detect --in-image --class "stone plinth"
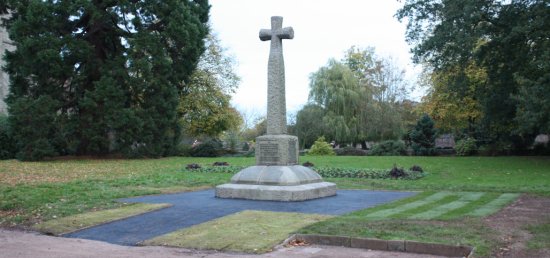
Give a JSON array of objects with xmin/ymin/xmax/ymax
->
[
  {"xmin": 215, "ymin": 182, "xmax": 336, "ymax": 202},
  {"xmin": 230, "ymin": 165, "xmax": 322, "ymax": 186},
  {"xmin": 256, "ymin": 135, "xmax": 298, "ymax": 166},
  {"xmin": 215, "ymin": 165, "xmax": 336, "ymax": 201}
]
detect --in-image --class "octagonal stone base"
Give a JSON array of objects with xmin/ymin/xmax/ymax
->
[
  {"xmin": 215, "ymin": 165, "xmax": 337, "ymax": 201},
  {"xmin": 215, "ymin": 182, "xmax": 336, "ymax": 201}
]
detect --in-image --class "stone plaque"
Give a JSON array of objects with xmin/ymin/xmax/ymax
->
[{"xmin": 259, "ymin": 142, "xmax": 279, "ymax": 164}]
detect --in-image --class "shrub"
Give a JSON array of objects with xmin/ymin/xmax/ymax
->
[
  {"xmin": 478, "ymin": 142, "xmax": 511, "ymax": 156},
  {"xmin": 455, "ymin": 137, "xmax": 477, "ymax": 156},
  {"xmin": 213, "ymin": 161, "xmax": 229, "ymax": 166},
  {"xmin": 302, "ymin": 161, "xmax": 315, "ymax": 167},
  {"xmin": 175, "ymin": 143, "xmax": 193, "ymax": 156},
  {"xmin": 185, "ymin": 163, "xmax": 201, "ymax": 170},
  {"xmin": 410, "ymin": 114, "xmax": 437, "ymax": 156},
  {"xmin": 334, "ymin": 146, "xmax": 367, "ymax": 156},
  {"xmin": 308, "ymin": 136, "xmax": 335, "ymax": 156},
  {"xmin": 0, "ymin": 115, "xmax": 16, "ymax": 160},
  {"xmin": 532, "ymin": 143, "xmax": 550, "ymax": 155},
  {"xmin": 389, "ymin": 165, "xmax": 406, "ymax": 179},
  {"xmin": 244, "ymin": 149, "xmax": 255, "ymax": 157},
  {"xmin": 190, "ymin": 139, "xmax": 223, "ymax": 157},
  {"xmin": 242, "ymin": 142, "xmax": 250, "ymax": 151},
  {"xmin": 370, "ymin": 140, "xmax": 407, "ymax": 156},
  {"xmin": 409, "ymin": 165, "xmax": 423, "ymax": 172}
]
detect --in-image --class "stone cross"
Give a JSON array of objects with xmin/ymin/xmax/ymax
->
[{"xmin": 259, "ymin": 16, "xmax": 294, "ymax": 135}]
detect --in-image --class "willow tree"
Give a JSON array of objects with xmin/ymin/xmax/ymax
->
[
  {"xmin": 308, "ymin": 59, "xmax": 361, "ymax": 144},
  {"xmin": 2, "ymin": 0, "xmax": 210, "ymax": 160}
]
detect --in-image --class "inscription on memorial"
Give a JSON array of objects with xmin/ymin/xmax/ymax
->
[
  {"xmin": 288, "ymin": 139, "xmax": 297, "ymax": 164},
  {"xmin": 259, "ymin": 143, "xmax": 279, "ymax": 164}
]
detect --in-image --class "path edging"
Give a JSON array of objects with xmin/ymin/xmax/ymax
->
[{"xmin": 284, "ymin": 234, "xmax": 474, "ymax": 257}]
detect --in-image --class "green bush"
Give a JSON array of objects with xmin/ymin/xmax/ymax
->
[
  {"xmin": 308, "ymin": 136, "xmax": 335, "ymax": 156},
  {"xmin": 303, "ymin": 161, "xmax": 315, "ymax": 167},
  {"xmin": 455, "ymin": 137, "xmax": 477, "ymax": 156},
  {"xmin": 242, "ymin": 142, "xmax": 250, "ymax": 151},
  {"xmin": 532, "ymin": 143, "xmax": 550, "ymax": 155},
  {"xmin": 370, "ymin": 140, "xmax": 407, "ymax": 156},
  {"xmin": 409, "ymin": 165, "xmax": 424, "ymax": 172},
  {"xmin": 478, "ymin": 142, "xmax": 511, "ymax": 156},
  {"xmin": 186, "ymin": 163, "xmax": 201, "ymax": 169},
  {"xmin": 175, "ymin": 143, "xmax": 193, "ymax": 156},
  {"xmin": 0, "ymin": 115, "xmax": 16, "ymax": 159},
  {"xmin": 389, "ymin": 165, "xmax": 406, "ymax": 178},
  {"xmin": 334, "ymin": 146, "xmax": 367, "ymax": 156},
  {"xmin": 190, "ymin": 139, "xmax": 223, "ymax": 157}
]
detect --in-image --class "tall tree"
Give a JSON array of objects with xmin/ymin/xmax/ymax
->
[
  {"xmin": 179, "ymin": 33, "xmax": 241, "ymax": 138},
  {"xmin": 308, "ymin": 59, "xmax": 361, "ymax": 143},
  {"xmin": 304, "ymin": 47, "xmax": 413, "ymax": 146},
  {"xmin": 343, "ymin": 46, "xmax": 409, "ymax": 141},
  {"xmin": 397, "ymin": 0, "xmax": 550, "ymax": 150},
  {"xmin": 420, "ymin": 62, "xmax": 485, "ymax": 134},
  {"xmin": 2, "ymin": 0, "xmax": 210, "ymax": 160}
]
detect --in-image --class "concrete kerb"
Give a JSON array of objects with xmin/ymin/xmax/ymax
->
[{"xmin": 287, "ymin": 234, "xmax": 474, "ymax": 257}]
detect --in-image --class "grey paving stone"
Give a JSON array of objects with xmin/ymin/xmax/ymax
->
[{"xmin": 64, "ymin": 189, "xmax": 415, "ymax": 246}]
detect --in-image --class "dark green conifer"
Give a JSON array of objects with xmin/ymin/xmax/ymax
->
[
  {"xmin": 1, "ymin": 0, "xmax": 210, "ymax": 160},
  {"xmin": 410, "ymin": 114, "xmax": 437, "ymax": 156}
]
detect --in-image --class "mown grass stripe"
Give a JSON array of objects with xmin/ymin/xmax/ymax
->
[
  {"xmin": 365, "ymin": 192, "xmax": 455, "ymax": 219},
  {"xmin": 345, "ymin": 191, "xmax": 435, "ymax": 219},
  {"xmin": 467, "ymin": 193, "xmax": 520, "ymax": 217},
  {"xmin": 389, "ymin": 194, "xmax": 461, "ymax": 219},
  {"xmin": 437, "ymin": 192, "xmax": 501, "ymax": 220},
  {"xmin": 409, "ymin": 192, "xmax": 485, "ymax": 220}
]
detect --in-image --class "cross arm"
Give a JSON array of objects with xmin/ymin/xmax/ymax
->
[
  {"xmin": 278, "ymin": 27, "xmax": 294, "ymax": 39},
  {"xmin": 259, "ymin": 27, "xmax": 294, "ymax": 41},
  {"xmin": 259, "ymin": 29, "xmax": 272, "ymax": 41}
]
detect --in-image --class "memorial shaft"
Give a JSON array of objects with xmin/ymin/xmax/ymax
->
[{"xmin": 259, "ymin": 16, "xmax": 294, "ymax": 135}]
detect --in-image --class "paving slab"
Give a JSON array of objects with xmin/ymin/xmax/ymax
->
[
  {"xmin": 1, "ymin": 229, "xmax": 447, "ymax": 258},
  {"xmin": 64, "ymin": 189, "xmax": 415, "ymax": 246}
]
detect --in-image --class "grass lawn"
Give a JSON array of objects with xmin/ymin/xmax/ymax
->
[
  {"xmin": 526, "ymin": 222, "xmax": 550, "ymax": 250},
  {"xmin": 1, "ymin": 156, "xmax": 549, "ymax": 226},
  {"xmin": 143, "ymin": 210, "xmax": 331, "ymax": 253},
  {"xmin": 299, "ymin": 191, "xmax": 520, "ymax": 256},
  {"xmin": 307, "ymin": 156, "xmax": 550, "ymax": 194},
  {"xmin": 0, "ymin": 156, "xmax": 549, "ymax": 256}
]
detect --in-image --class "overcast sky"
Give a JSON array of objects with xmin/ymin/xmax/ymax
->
[{"xmin": 209, "ymin": 0, "xmax": 421, "ymax": 116}]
